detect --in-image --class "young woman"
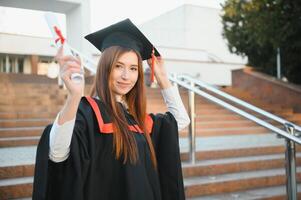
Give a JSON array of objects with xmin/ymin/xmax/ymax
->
[{"xmin": 33, "ymin": 19, "xmax": 190, "ymax": 200}]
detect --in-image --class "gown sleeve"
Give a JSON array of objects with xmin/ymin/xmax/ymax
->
[
  {"xmin": 160, "ymin": 86, "xmax": 190, "ymax": 131},
  {"xmin": 49, "ymin": 111, "xmax": 76, "ymax": 162},
  {"xmin": 150, "ymin": 112, "xmax": 185, "ymax": 200},
  {"xmin": 32, "ymin": 97, "xmax": 91, "ymax": 200}
]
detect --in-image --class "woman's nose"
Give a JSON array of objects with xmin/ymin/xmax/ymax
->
[{"xmin": 121, "ymin": 68, "xmax": 129, "ymax": 79}]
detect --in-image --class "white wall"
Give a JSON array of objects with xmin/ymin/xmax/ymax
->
[
  {"xmin": 140, "ymin": 5, "xmax": 246, "ymax": 64},
  {"xmin": 0, "ymin": 33, "xmax": 56, "ymax": 56},
  {"xmin": 164, "ymin": 60, "xmax": 242, "ymax": 85},
  {"xmin": 0, "ymin": 0, "xmax": 92, "ymax": 55},
  {"xmin": 138, "ymin": 4, "xmax": 246, "ymax": 86},
  {"xmin": 157, "ymin": 46, "xmax": 243, "ymax": 85}
]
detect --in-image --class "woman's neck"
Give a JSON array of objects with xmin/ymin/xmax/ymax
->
[
  {"xmin": 115, "ymin": 95, "xmax": 123, "ymax": 102},
  {"xmin": 115, "ymin": 95, "xmax": 128, "ymax": 109},
  {"xmin": 95, "ymin": 94, "xmax": 126, "ymax": 107}
]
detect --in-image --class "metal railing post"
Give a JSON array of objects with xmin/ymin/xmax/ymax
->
[
  {"xmin": 188, "ymin": 81, "xmax": 196, "ymax": 164},
  {"xmin": 284, "ymin": 123, "xmax": 298, "ymax": 200},
  {"xmin": 171, "ymin": 73, "xmax": 178, "ymax": 88}
]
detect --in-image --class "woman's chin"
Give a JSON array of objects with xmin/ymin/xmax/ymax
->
[{"xmin": 115, "ymin": 88, "xmax": 130, "ymax": 96}]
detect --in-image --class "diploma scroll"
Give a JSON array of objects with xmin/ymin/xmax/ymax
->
[{"xmin": 44, "ymin": 12, "xmax": 97, "ymax": 83}]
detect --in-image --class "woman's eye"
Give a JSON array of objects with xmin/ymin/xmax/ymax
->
[
  {"xmin": 116, "ymin": 65, "xmax": 122, "ymax": 68},
  {"xmin": 131, "ymin": 67, "xmax": 138, "ymax": 71}
]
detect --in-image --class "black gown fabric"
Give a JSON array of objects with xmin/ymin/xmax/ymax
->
[{"xmin": 32, "ymin": 97, "xmax": 185, "ymax": 200}]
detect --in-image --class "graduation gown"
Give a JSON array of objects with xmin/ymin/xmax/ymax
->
[{"xmin": 32, "ymin": 97, "xmax": 185, "ymax": 200}]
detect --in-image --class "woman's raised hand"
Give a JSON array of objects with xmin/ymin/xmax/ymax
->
[
  {"xmin": 55, "ymin": 46, "xmax": 85, "ymax": 99},
  {"xmin": 147, "ymin": 56, "xmax": 172, "ymax": 89},
  {"xmin": 147, "ymin": 56, "xmax": 167, "ymax": 79}
]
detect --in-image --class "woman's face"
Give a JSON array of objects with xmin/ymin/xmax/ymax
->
[{"xmin": 110, "ymin": 51, "xmax": 139, "ymax": 101}]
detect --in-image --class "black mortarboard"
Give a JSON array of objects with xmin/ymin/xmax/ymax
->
[{"xmin": 84, "ymin": 18, "xmax": 160, "ymax": 61}]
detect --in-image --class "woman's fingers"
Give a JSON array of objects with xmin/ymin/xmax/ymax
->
[
  {"xmin": 59, "ymin": 58, "xmax": 82, "ymax": 80},
  {"xmin": 62, "ymin": 60, "xmax": 81, "ymax": 69},
  {"xmin": 56, "ymin": 55, "xmax": 81, "ymax": 69},
  {"xmin": 147, "ymin": 56, "xmax": 160, "ymax": 66},
  {"xmin": 61, "ymin": 68, "xmax": 82, "ymax": 82},
  {"xmin": 61, "ymin": 67, "xmax": 82, "ymax": 74},
  {"xmin": 61, "ymin": 55, "xmax": 81, "ymax": 65},
  {"xmin": 59, "ymin": 60, "xmax": 81, "ymax": 79},
  {"xmin": 55, "ymin": 47, "xmax": 84, "ymax": 96},
  {"xmin": 60, "ymin": 66, "xmax": 82, "ymax": 76}
]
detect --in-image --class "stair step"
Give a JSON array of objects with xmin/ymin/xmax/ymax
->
[
  {"xmin": 0, "ymin": 173, "xmax": 298, "ymax": 200},
  {"xmin": 0, "ymin": 176, "xmax": 33, "ymax": 187},
  {"xmin": 0, "ymin": 164, "xmax": 34, "ymax": 179},
  {"xmin": 0, "ymin": 132, "xmax": 286, "ymax": 150},
  {"xmin": 0, "ymin": 127, "xmax": 44, "ymax": 138},
  {"xmin": 0, "ymin": 131, "xmax": 285, "ymax": 149},
  {"xmin": 0, "ymin": 137, "xmax": 40, "ymax": 147},
  {"xmin": 0, "ymin": 119, "xmax": 52, "ymax": 128},
  {"xmin": 0, "ymin": 97, "xmax": 65, "ymax": 104},
  {"xmin": 0, "ymin": 163, "xmax": 299, "ymax": 199},
  {"xmin": 0, "ymin": 106, "xmax": 61, "ymax": 113},
  {"xmin": 0, "ymin": 177, "xmax": 33, "ymax": 199},
  {"xmin": 187, "ymin": 185, "xmax": 301, "ymax": 200},
  {"xmin": 195, "ymin": 119, "xmax": 277, "ymax": 129},
  {"xmin": 0, "ymin": 123, "xmax": 277, "ymax": 138},
  {"xmin": 0, "ymin": 112, "xmax": 57, "ymax": 119},
  {"xmin": 184, "ymin": 168, "xmax": 301, "ymax": 197},
  {"xmin": 287, "ymin": 115, "xmax": 301, "ymax": 121},
  {"xmin": 2, "ymin": 152, "xmax": 299, "ymax": 180},
  {"xmin": 0, "ymin": 146, "xmax": 37, "ymax": 167},
  {"xmin": 194, "ymin": 113, "xmax": 266, "ymax": 121},
  {"xmin": 194, "ymin": 108, "xmax": 293, "ymax": 116},
  {"xmin": 180, "ymin": 134, "xmax": 285, "ymax": 151},
  {"xmin": 179, "ymin": 126, "xmax": 275, "ymax": 137},
  {"xmin": 0, "ymin": 138, "xmax": 289, "ymax": 170},
  {"xmin": 182, "ymin": 153, "xmax": 301, "ymax": 177}
]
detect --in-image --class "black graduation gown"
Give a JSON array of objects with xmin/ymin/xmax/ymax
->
[{"xmin": 32, "ymin": 97, "xmax": 185, "ymax": 200}]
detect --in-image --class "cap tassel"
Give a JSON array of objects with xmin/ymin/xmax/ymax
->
[{"xmin": 151, "ymin": 48, "xmax": 155, "ymax": 83}]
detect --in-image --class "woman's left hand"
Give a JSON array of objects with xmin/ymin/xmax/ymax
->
[
  {"xmin": 147, "ymin": 56, "xmax": 167, "ymax": 79},
  {"xmin": 147, "ymin": 56, "xmax": 172, "ymax": 89}
]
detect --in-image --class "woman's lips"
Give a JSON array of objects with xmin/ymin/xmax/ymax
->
[{"xmin": 117, "ymin": 82, "xmax": 131, "ymax": 88}]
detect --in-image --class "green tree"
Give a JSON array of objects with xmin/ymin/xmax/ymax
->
[{"xmin": 221, "ymin": 0, "xmax": 301, "ymax": 84}]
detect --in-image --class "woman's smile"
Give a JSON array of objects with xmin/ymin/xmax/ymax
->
[
  {"xmin": 116, "ymin": 81, "xmax": 131, "ymax": 90},
  {"xmin": 117, "ymin": 81, "xmax": 131, "ymax": 86},
  {"xmin": 111, "ymin": 51, "xmax": 139, "ymax": 98}
]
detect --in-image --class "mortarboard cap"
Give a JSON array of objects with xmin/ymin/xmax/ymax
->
[{"xmin": 84, "ymin": 18, "xmax": 160, "ymax": 61}]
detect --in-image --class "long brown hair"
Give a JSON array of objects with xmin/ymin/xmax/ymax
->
[{"xmin": 90, "ymin": 46, "xmax": 157, "ymax": 168}]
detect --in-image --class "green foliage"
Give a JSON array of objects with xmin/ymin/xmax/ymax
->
[{"xmin": 221, "ymin": 0, "xmax": 301, "ymax": 84}]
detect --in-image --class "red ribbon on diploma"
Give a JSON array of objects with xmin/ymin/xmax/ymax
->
[{"xmin": 54, "ymin": 26, "xmax": 65, "ymax": 44}]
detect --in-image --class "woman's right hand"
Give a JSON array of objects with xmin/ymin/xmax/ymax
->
[{"xmin": 55, "ymin": 46, "xmax": 85, "ymax": 99}]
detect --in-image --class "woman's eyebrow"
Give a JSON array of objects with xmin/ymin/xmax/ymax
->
[{"xmin": 116, "ymin": 61, "xmax": 138, "ymax": 67}]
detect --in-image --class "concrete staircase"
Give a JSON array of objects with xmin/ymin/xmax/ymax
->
[{"xmin": 1, "ymin": 74, "xmax": 301, "ymax": 199}]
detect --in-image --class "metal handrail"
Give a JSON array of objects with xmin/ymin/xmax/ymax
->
[
  {"xmin": 177, "ymin": 74, "xmax": 301, "ymax": 132},
  {"xmin": 169, "ymin": 74, "xmax": 300, "ymax": 199},
  {"xmin": 178, "ymin": 74, "xmax": 301, "ymax": 133},
  {"xmin": 169, "ymin": 74, "xmax": 301, "ymax": 144}
]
